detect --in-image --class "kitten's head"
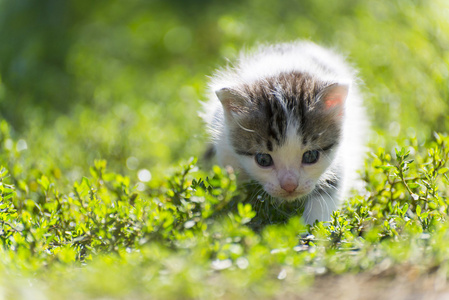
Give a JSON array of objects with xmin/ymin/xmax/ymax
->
[{"xmin": 216, "ymin": 73, "xmax": 348, "ymax": 201}]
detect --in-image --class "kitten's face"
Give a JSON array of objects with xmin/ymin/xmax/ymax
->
[
  {"xmin": 237, "ymin": 125, "xmax": 338, "ymax": 201},
  {"xmin": 216, "ymin": 74, "xmax": 347, "ymax": 201}
]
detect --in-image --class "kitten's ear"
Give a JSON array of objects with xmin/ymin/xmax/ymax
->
[
  {"xmin": 317, "ymin": 83, "xmax": 348, "ymax": 115},
  {"xmin": 215, "ymin": 88, "xmax": 248, "ymax": 117}
]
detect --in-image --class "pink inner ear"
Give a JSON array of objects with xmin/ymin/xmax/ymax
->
[
  {"xmin": 325, "ymin": 98, "xmax": 340, "ymax": 109},
  {"xmin": 320, "ymin": 84, "xmax": 348, "ymax": 113},
  {"xmin": 325, "ymin": 93, "xmax": 344, "ymax": 109}
]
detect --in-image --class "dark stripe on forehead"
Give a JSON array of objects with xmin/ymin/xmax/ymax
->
[
  {"xmin": 275, "ymin": 107, "xmax": 286, "ymax": 140},
  {"xmin": 266, "ymin": 140, "xmax": 273, "ymax": 152},
  {"xmin": 300, "ymin": 80, "xmax": 312, "ymax": 131},
  {"xmin": 298, "ymin": 100, "xmax": 307, "ymax": 145},
  {"xmin": 267, "ymin": 122, "xmax": 280, "ymax": 144},
  {"xmin": 263, "ymin": 99, "xmax": 278, "ymax": 143},
  {"xmin": 267, "ymin": 97, "xmax": 288, "ymax": 146}
]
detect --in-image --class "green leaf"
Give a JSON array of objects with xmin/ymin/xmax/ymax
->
[
  {"xmin": 416, "ymin": 205, "xmax": 422, "ymax": 217},
  {"xmin": 408, "ymin": 182, "xmax": 419, "ymax": 189},
  {"xmin": 37, "ymin": 175, "xmax": 50, "ymax": 191},
  {"xmin": 438, "ymin": 167, "xmax": 449, "ymax": 174}
]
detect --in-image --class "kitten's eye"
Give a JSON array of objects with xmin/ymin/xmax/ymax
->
[
  {"xmin": 302, "ymin": 150, "xmax": 320, "ymax": 164},
  {"xmin": 255, "ymin": 153, "xmax": 273, "ymax": 167}
]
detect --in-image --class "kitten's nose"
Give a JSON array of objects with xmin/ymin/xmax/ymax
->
[{"xmin": 280, "ymin": 180, "xmax": 298, "ymax": 193}]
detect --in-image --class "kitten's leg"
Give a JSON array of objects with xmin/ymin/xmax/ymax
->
[{"xmin": 303, "ymin": 186, "xmax": 340, "ymax": 225}]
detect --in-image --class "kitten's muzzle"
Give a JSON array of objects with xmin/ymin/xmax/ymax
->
[
  {"xmin": 280, "ymin": 180, "xmax": 298, "ymax": 193},
  {"xmin": 278, "ymin": 171, "xmax": 299, "ymax": 193}
]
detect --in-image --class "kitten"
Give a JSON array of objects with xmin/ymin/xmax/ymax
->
[{"xmin": 202, "ymin": 41, "xmax": 366, "ymax": 225}]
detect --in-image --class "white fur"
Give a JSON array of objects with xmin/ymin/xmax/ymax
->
[{"xmin": 202, "ymin": 41, "xmax": 368, "ymax": 224}]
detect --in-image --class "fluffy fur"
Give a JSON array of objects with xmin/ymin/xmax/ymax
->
[{"xmin": 201, "ymin": 41, "xmax": 367, "ymax": 225}]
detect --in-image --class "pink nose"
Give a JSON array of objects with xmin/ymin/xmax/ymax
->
[{"xmin": 280, "ymin": 180, "xmax": 298, "ymax": 193}]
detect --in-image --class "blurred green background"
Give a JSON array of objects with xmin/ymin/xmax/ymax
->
[{"xmin": 0, "ymin": 0, "xmax": 448, "ymax": 181}]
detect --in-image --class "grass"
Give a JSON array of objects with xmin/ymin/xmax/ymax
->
[{"xmin": 1, "ymin": 0, "xmax": 449, "ymax": 299}]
